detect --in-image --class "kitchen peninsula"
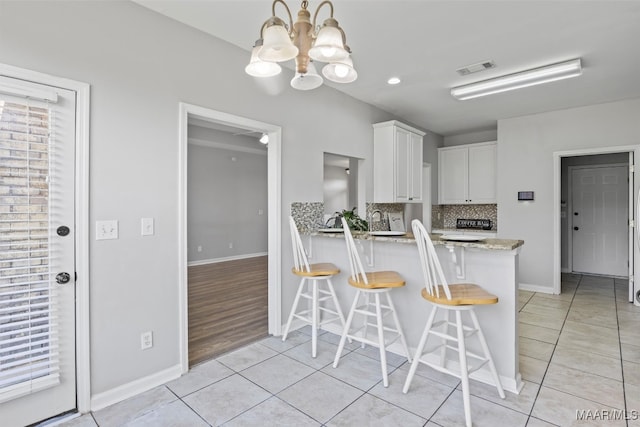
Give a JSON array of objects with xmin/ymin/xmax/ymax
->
[{"xmin": 307, "ymin": 230, "xmax": 525, "ymax": 394}]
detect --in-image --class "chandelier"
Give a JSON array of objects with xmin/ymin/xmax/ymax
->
[{"xmin": 245, "ymin": 0, "xmax": 357, "ymax": 91}]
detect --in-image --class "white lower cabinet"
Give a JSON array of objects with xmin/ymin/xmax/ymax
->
[{"xmin": 438, "ymin": 141, "xmax": 496, "ymax": 204}]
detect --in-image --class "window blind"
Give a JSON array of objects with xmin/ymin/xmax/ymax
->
[{"xmin": 0, "ymin": 96, "xmax": 60, "ymax": 402}]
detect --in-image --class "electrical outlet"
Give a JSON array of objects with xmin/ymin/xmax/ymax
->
[
  {"xmin": 228, "ymin": 242, "xmax": 233, "ymax": 249},
  {"xmin": 141, "ymin": 331, "xmax": 153, "ymax": 350},
  {"xmin": 197, "ymin": 245, "xmax": 202, "ymax": 252}
]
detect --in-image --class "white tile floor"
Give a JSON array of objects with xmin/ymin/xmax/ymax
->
[{"xmin": 60, "ymin": 274, "xmax": 639, "ymax": 426}]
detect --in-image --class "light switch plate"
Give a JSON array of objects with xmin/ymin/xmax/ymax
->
[
  {"xmin": 141, "ymin": 217, "xmax": 154, "ymax": 236},
  {"xmin": 96, "ymin": 220, "xmax": 118, "ymax": 240}
]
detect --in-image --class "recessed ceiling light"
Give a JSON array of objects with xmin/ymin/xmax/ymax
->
[
  {"xmin": 387, "ymin": 77, "xmax": 401, "ymax": 85},
  {"xmin": 259, "ymin": 133, "xmax": 269, "ymax": 144}
]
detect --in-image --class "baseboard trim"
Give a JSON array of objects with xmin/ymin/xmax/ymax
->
[
  {"xmin": 90, "ymin": 364, "xmax": 182, "ymax": 412},
  {"xmin": 519, "ymin": 283, "xmax": 555, "ymax": 294},
  {"xmin": 188, "ymin": 252, "xmax": 267, "ymax": 267}
]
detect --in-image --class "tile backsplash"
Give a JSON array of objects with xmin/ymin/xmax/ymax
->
[
  {"xmin": 432, "ymin": 204, "xmax": 497, "ymax": 230},
  {"xmin": 290, "ymin": 202, "xmax": 406, "ymax": 233},
  {"xmin": 290, "ymin": 202, "xmax": 324, "ymax": 234}
]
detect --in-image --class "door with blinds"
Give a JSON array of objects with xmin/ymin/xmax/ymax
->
[{"xmin": 0, "ymin": 76, "xmax": 77, "ymax": 426}]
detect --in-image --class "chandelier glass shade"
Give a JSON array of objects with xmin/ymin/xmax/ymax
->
[
  {"xmin": 245, "ymin": 40, "xmax": 283, "ymax": 77},
  {"xmin": 246, "ymin": 0, "xmax": 356, "ymax": 90}
]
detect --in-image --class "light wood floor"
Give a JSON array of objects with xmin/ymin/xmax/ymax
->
[{"xmin": 188, "ymin": 256, "xmax": 269, "ymax": 366}]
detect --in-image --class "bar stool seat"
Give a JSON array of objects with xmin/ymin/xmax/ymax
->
[
  {"xmin": 283, "ymin": 217, "xmax": 347, "ymax": 358},
  {"xmin": 293, "ymin": 263, "xmax": 340, "ymax": 277},
  {"xmin": 333, "ymin": 217, "xmax": 411, "ymax": 387},
  {"xmin": 403, "ymin": 219, "xmax": 505, "ymax": 427}
]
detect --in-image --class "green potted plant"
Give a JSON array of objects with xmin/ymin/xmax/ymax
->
[{"xmin": 335, "ymin": 207, "xmax": 368, "ymax": 231}]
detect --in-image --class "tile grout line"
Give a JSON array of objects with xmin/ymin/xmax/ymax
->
[{"xmin": 522, "ymin": 274, "xmax": 579, "ymax": 426}]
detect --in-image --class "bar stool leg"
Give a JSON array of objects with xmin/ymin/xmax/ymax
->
[
  {"xmin": 361, "ymin": 292, "xmax": 370, "ymax": 349},
  {"xmin": 440, "ymin": 310, "xmax": 449, "ymax": 366},
  {"xmin": 456, "ymin": 310, "xmax": 472, "ymax": 427},
  {"xmin": 334, "ymin": 289, "xmax": 361, "ymax": 368},
  {"xmin": 282, "ymin": 277, "xmax": 306, "ymax": 342},
  {"xmin": 403, "ymin": 305, "xmax": 438, "ymax": 393},
  {"xmin": 385, "ymin": 292, "xmax": 411, "ymax": 362},
  {"xmin": 374, "ymin": 292, "xmax": 389, "ymax": 387},
  {"xmin": 311, "ymin": 279, "xmax": 318, "ymax": 358},
  {"xmin": 326, "ymin": 278, "xmax": 347, "ymax": 329},
  {"xmin": 469, "ymin": 310, "xmax": 505, "ymax": 398}
]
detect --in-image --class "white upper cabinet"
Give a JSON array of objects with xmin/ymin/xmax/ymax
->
[
  {"xmin": 373, "ymin": 121, "xmax": 425, "ymax": 203},
  {"xmin": 438, "ymin": 141, "xmax": 496, "ymax": 204}
]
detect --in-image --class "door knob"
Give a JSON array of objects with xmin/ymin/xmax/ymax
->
[
  {"xmin": 573, "ymin": 227, "xmax": 579, "ymax": 231},
  {"xmin": 574, "ymin": 212, "xmax": 579, "ymax": 216},
  {"xmin": 56, "ymin": 272, "xmax": 71, "ymax": 284}
]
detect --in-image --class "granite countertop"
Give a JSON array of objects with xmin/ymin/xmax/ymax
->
[{"xmin": 311, "ymin": 230, "xmax": 524, "ymax": 251}]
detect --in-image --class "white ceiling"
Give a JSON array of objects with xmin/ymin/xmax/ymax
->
[{"xmin": 134, "ymin": 0, "xmax": 640, "ymax": 136}]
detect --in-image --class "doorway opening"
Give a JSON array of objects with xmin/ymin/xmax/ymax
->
[
  {"xmin": 178, "ymin": 103, "xmax": 282, "ymax": 372},
  {"xmin": 186, "ymin": 120, "xmax": 269, "ymax": 365},
  {"xmin": 555, "ymin": 147, "xmax": 638, "ymax": 306}
]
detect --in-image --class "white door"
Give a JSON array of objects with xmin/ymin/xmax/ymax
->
[
  {"xmin": 0, "ymin": 77, "xmax": 77, "ymax": 426},
  {"xmin": 572, "ymin": 166, "xmax": 628, "ymax": 276}
]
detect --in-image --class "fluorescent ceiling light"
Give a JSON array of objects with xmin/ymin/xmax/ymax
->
[{"xmin": 451, "ymin": 59, "xmax": 582, "ymax": 100}]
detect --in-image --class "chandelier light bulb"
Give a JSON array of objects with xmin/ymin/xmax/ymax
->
[{"xmin": 334, "ymin": 64, "xmax": 349, "ymax": 78}]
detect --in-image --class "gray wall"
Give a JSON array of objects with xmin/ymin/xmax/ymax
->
[
  {"xmin": 498, "ymin": 98, "xmax": 640, "ymax": 290},
  {"xmin": 443, "ymin": 129, "xmax": 498, "ymax": 147},
  {"xmin": 0, "ymin": 1, "xmax": 430, "ymax": 397},
  {"xmin": 323, "ymin": 164, "xmax": 349, "ymax": 215},
  {"xmin": 560, "ymin": 153, "xmax": 629, "ymax": 270},
  {"xmin": 187, "ymin": 142, "xmax": 267, "ymax": 262}
]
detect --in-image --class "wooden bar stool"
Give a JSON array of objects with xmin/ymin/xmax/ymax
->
[
  {"xmin": 282, "ymin": 216, "xmax": 347, "ymax": 358},
  {"xmin": 403, "ymin": 219, "xmax": 505, "ymax": 427},
  {"xmin": 333, "ymin": 217, "xmax": 411, "ymax": 387}
]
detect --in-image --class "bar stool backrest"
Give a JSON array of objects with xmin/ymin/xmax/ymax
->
[
  {"xmin": 289, "ymin": 216, "xmax": 311, "ymax": 273},
  {"xmin": 341, "ymin": 217, "xmax": 369, "ymax": 286},
  {"xmin": 412, "ymin": 219, "xmax": 452, "ymax": 300}
]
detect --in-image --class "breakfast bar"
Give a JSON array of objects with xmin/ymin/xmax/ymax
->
[{"xmin": 307, "ymin": 230, "xmax": 525, "ymax": 394}]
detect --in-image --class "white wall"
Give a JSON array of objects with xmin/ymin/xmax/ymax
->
[
  {"xmin": 0, "ymin": 1, "xmax": 432, "ymax": 399},
  {"xmin": 498, "ymin": 98, "xmax": 640, "ymax": 291}
]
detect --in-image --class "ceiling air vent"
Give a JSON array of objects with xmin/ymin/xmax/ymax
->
[{"xmin": 456, "ymin": 60, "xmax": 496, "ymax": 76}]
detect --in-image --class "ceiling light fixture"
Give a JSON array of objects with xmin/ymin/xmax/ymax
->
[
  {"xmin": 246, "ymin": 0, "xmax": 357, "ymax": 90},
  {"xmin": 259, "ymin": 133, "xmax": 269, "ymax": 144},
  {"xmin": 387, "ymin": 77, "xmax": 401, "ymax": 85},
  {"xmin": 450, "ymin": 58, "xmax": 582, "ymax": 101}
]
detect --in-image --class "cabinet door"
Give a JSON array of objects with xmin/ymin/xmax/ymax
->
[
  {"xmin": 438, "ymin": 147, "xmax": 468, "ymax": 204},
  {"xmin": 408, "ymin": 131, "xmax": 423, "ymax": 201},
  {"xmin": 394, "ymin": 127, "xmax": 410, "ymax": 201},
  {"xmin": 468, "ymin": 143, "xmax": 496, "ymax": 203}
]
